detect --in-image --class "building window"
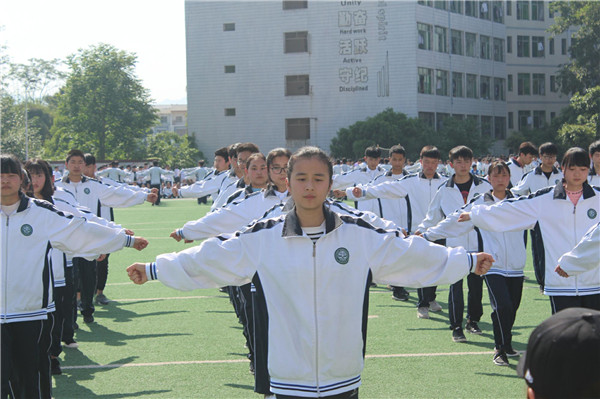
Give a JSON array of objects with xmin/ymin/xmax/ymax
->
[
  {"xmin": 517, "ymin": 35, "xmax": 530, "ymax": 57},
  {"xmin": 434, "ymin": 1, "xmax": 447, "ymax": 10},
  {"xmin": 452, "ymin": 72, "xmax": 464, "ymax": 97},
  {"xmin": 533, "ymin": 110, "xmax": 546, "ymax": 128},
  {"xmin": 507, "ymin": 36, "xmax": 512, "ymax": 53},
  {"xmin": 451, "ymin": 30, "xmax": 463, "ymax": 55},
  {"xmin": 434, "ymin": 26, "xmax": 448, "ymax": 53},
  {"xmin": 493, "ymin": 1, "xmax": 503, "ymax": 23},
  {"xmin": 436, "ymin": 70, "xmax": 449, "ymax": 96},
  {"xmin": 506, "ymin": 0, "xmax": 512, "ymax": 16},
  {"xmin": 481, "ymin": 115, "xmax": 493, "ymax": 137},
  {"xmin": 518, "ymin": 73, "xmax": 531, "ymax": 95},
  {"xmin": 225, "ymin": 108, "xmax": 236, "ymax": 116},
  {"xmin": 494, "ymin": 116, "xmax": 507, "ymax": 139},
  {"xmin": 450, "ymin": 1, "xmax": 463, "ymax": 14},
  {"xmin": 224, "ymin": 65, "xmax": 236, "ymax": 73},
  {"xmin": 519, "ymin": 110, "xmax": 532, "ymax": 130},
  {"xmin": 480, "ymin": 35, "xmax": 491, "ymax": 59},
  {"xmin": 480, "ymin": 1, "xmax": 490, "ymax": 19},
  {"xmin": 465, "ymin": 1, "xmax": 478, "ymax": 17},
  {"xmin": 532, "ymin": 1, "xmax": 544, "ymax": 20},
  {"xmin": 508, "ymin": 74, "xmax": 513, "ymax": 92},
  {"xmin": 223, "ymin": 23, "xmax": 235, "ymax": 31},
  {"xmin": 466, "ymin": 74, "xmax": 478, "ymax": 98},
  {"xmin": 285, "ymin": 75, "xmax": 309, "ymax": 96},
  {"xmin": 480, "ymin": 76, "xmax": 491, "ymax": 99},
  {"xmin": 419, "ymin": 112, "xmax": 435, "ymax": 128},
  {"xmin": 532, "ymin": 36, "xmax": 545, "ymax": 57},
  {"xmin": 436, "ymin": 113, "xmax": 450, "ymax": 130},
  {"xmin": 285, "ymin": 31, "xmax": 308, "ymax": 53},
  {"xmin": 532, "ymin": 73, "xmax": 545, "ymax": 95},
  {"xmin": 550, "ymin": 111, "xmax": 556, "ymax": 120},
  {"xmin": 516, "ymin": 1, "xmax": 529, "ymax": 19},
  {"xmin": 418, "ymin": 23, "xmax": 433, "ymax": 50},
  {"xmin": 494, "ymin": 77, "xmax": 506, "ymax": 101},
  {"xmin": 465, "ymin": 32, "xmax": 477, "ymax": 57},
  {"xmin": 160, "ymin": 116, "xmax": 168, "ymax": 124},
  {"xmin": 550, "ymin": 75, "xmax": 557, "ymax": 92},
  {"xmin": 508, "ymin": 112, "xmax": 514, "ymax": 129},
  {"xmin": 285, "ymin": 118, "xmax": 310, "ymax": 140},
  {"xmin": 418, "ymin": 67, "xmax": 434, "ymax": 94},
  {"xmin": 561, "ymin": 38, "xmax": 567, "ymax": 55},
  {"xmin": 175, "ymin": 116, "xmax": 183, "ymax": 124},
  {"xmin": 283, "ymin": 1, "xmax": 307, "ymax": 10},
  {"xmin": 549, "ymin": 38, "xmax": 555, "ymax": 55},
  {"xmin": 549, "ymin": 2, "xmax": 555, "ymax": 18},
  {"xmin": 493, "ymin": 38, "xmax": 504, "ymax": 61}
]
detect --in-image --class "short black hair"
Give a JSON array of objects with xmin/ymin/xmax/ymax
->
[
  {"xmin": 1, "ymin": 154, "xmax": 23, "ymax": 177},
  {"xmin": 539, "ymin": 142, "xmax": 558, "ymax": 156},
  {"xmin": 364, "ymin": 146, "xmax": 381, "ymax": 158},
  {"xmin": 562, "ymin": 147, "xmax": 590, "ymax": 169},
  {"xmin": 519, "ymin": 142, "xmax": 538, "ymax": 157},
  {"xmin": 267, "ymin": 148, "xmax": 292, "ymax": 169},
  {"xmin": 236, "ymin": 142, "xmax": 260, "ymax": 156},
  {"xmin": 389, "ymin": 145, "xmax": 406, "ymax": 157},
  {"xmin": 84, "ymin": 153, "xmax": 96, "ymax": 166},
  {"xmin": 420, "ymin": 145, "xmax": 440, "ymax": 160},
  {"xmin": 589, "ymin": 140, "xmax": 600, "ymax": 156},
  {"xmin": 215, "ymin": 147, "xmax": 230, "ymax": 161},
  {"xmin": 449, "ymin": 145, "xmax": 473, "ymax": 162},
  {"xmin": 66, "ymin": 149, "xmax": 85, "ymax": 163}
]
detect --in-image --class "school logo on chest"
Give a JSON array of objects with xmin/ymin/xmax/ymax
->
[
  {"xmin": 20, "ymin": 224, "xmax": 33, "ymax": 236},
  {"xmin": 334, "ymin": 247, "xmax": 350, "ymax": 265},
  {"xmin": 588, "ymin": 209, "xmax": 597, "ymax": 219},
  {"xmin": 84, "ymin": 188, "xmax": 91, "ymax": 194}
]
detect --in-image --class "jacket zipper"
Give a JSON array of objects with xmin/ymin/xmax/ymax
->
[
  {"xmin": 573, "ymin": 203, "xmax": 578, "ymax": 295},
  {"xmin": 3, "ymin": 215, "xmax": 9, "ymax": 323},
  {"xmin": 312, "ymin": 241, "xmax": 320, "ymax": 395}
]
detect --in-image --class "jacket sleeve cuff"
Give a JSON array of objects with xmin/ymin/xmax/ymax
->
[
  {"xmin": 468, "ymin": 252, "xmax": 477, "ymax": 273},
  {"xmin": 146, "ymin": 262, "xmax": 158, "ymax": 281},
  {"xmin": 125, "ymin": 234, "xmax": 133, "ymax": 248},
  {"xmin": 177, "ymin": 228, "xmax": 186, "ymax": 240}
]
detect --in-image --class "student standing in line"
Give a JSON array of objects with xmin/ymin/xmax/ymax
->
[
  {"xmin": 588, "ymin": 140, "xmax": 600, "ymax": 186},
  {"xmin": 127, "ymin": 146, "xmax": 494, "ymax": 399},
  {"xmin": 422, "ymin": 161, "xmax": 526, "ymax": 365},
  {"xmin": 506, "ymin": 142, "xmax": 538, "ymax": 188},
  {"xmin": 555, "ymin": 221, "xmax": 600, "ymax": 278},
  {"xmin": 460, "ymin": 147, "xmax": 600, "ymax": 313},
  {"xmin": 138, "ymin": 160, "xmax": 173, "ymax": 206},
  {"xmin": 174, "ymin": 146, "xmax": 233, "ymax": 202},
  {"xmin": 511, "ymin": 142, "xmax": 563, "ymax": 196},
  {"xmin": 418, "ymin": 146, "xmax": 492, "ymax": 342}
]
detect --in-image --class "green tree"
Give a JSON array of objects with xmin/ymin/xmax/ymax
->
[
  {"xmin": 48, "ymin": 43, "xmax": 157, "ymax": 160},
  {"xmin": 0, "ymin": 94, "xmax": 44, "ymax": 160},
  {"xmin": 146, "ymin": 132, "xmax": 203, "ymax": 168},
  {"xmin": 556, "ymin": 87, "xmax": 600, "ymax": 149},
  {"xmin": 8, "ymin": 58, "xmax": 66, "ymax": 102}
]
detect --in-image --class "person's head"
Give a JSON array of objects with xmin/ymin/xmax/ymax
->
[
  {"xmin": 420, "ymin": 146, "xmax": 441, "ymax": 177},
  {"xmin": 24, "ymin": 159, "xmax": 54, "ymax": 200},
  {"xmin": 517, "ymin": 142, "xmax": 538, "ymax": 166},
  {"xmin": 364, "ymin": 146, "xmax": 382, "ymax": 170},
  {"xmin": 517, "ymin": 307, "xmax": 600, "ymax": 399},
  {"xmin": 287, "ymin": 147, "xmax": 332, "ymax": 213},
  {"xmin": 487, "ymin": 160, "xmax": 511, "ymax": 193},
  {"xmin": 538, "ymin": 142, "xmax": 558, "ymax": 169},
  {"xmin": 589, "ymin": 140, "xmax": 600, "ymax": 170},
  {"xmin": 449, "ymin": 146, "xmax": 473, "ymax": 177},
  {"xmin": 65, "ymin": 149, "xmax": 86, "ymax": 179},
  {"xmin": 198, "ymin": 160, "xmax": 205, "ymax": 167},
  {"xmin": 1, "ymin": 155, "xmax": 24, "ymax": 203},
  {"xmin": 83, "ymin": 153, "xmax": 97, "ymax": 177},
  {"xmin": 267, "ymin": 148, "xmax": 292, "ymax": 190},
  {"xmin": 153, "ymin": 160, "xmax": 159, "ymax": 167},
  {"xmin": 111, "ymin": 161, "xmax": 119, "ymax": 167},
  {"xmin": 561, "ymin": 147, "xmax": 590, "ymax": 189},
  {"xmin": 389, "ymin": 145, "xmax": 406, "ymax": 173},
  {"xmin": 245, "ymin": 153, "xmax": 268, "ymax": 188},
  {"xmin": 235, "ymin": 142, "xmax": 260, "ymax": 176},
  {"xmin": 214, "ymin": 147, "xmax": 230, "ymax": 171}
]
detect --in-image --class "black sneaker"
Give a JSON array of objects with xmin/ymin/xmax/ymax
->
[
  {"xmin": 452, "ymin": 327, "xmax": 467, "ymax": 342},
  {"xmin": 77, "ymin": 300, "xmax": 83, "ymax": 312},
  {"xmin": 505, "ymin": 346, "xmax": 519, "ymax": 357},
  {"xmin": 249, "ymin": 361, "xmax": 255, "ymax": 375},
  {"xmin": 73, "ymin": 322, "xmax": 79, "ymax": 330},
  {"xmin": 465, "ymin": 320, "xmax": 482, "ymax": 334},
  {"xmin": 51, "ymin": 358, "xmax": 62, "ymax": 375},
  {"xmin": 94, "ymin": 293, "xmax": 110, "ymax": 305},
  {"xmin": 493, "ymin": 350, "xmax": 509, "ymax": 366},
  {"xmin": 83, "ymin": 314, "xmax": 94, "ymax": 324},
  {"xmin": 392, "ymin": 288, "xmax": 409, "ymax": 301}
]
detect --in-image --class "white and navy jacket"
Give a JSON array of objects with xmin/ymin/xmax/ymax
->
[
  {"xmin": 179, "ymin": 169, "xmax": 236, "ymax": 202},
  {"xmin": 138, "ymin": 166, "xmax": 173, "ymax": 185},
  {"xmin": 97, "ymin": 167, "xmax": 131, "ymax": 183},
  {"xmin": 506, "ymin": 157, "xmax": 527, "ymax": 188},
  {"xmin": 331, "ymin": 165, "xmax": 386, "ymax": 191},
  {"xmin": 558, "ymin": 222, "xmax": 600, "ymax": 277},
  {"xmin": 419, "ymin": 174, "xmax": 492, "ymax": 249},
  {"xmin": 511, "ymin": 166, "xmax": 563, "ymax": 197},
  {"xmin": 0, "ymin": 194, "xmax": 134, "ymax": 324},
  {"xmin": 351, "ymin": 171, "xmax": 444, "ymax": 234},
  {"xmin": 146, "ymin": 205, "xmax": 477, "ymax": 397},
  {"xmin": 470, "ymin": 181, "xmax": 600, "ymax": 296},
  {"xmin": 589, "ymin": 166, "xmax": 600, "ymax": 187},
  {"xmin": 423, "ymin": 190, "xmax": 526, "ymax": 277}
]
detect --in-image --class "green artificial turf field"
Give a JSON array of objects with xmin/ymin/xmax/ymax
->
[{"xmin": 52, "ymin": 198, "xmax": 549, "ymax": 398}]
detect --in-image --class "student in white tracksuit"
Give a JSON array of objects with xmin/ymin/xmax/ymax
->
[
  {"xmin": 127, "ymin": 147, "xmax": 494, "ymax": 398},
  {"xmin": 589, "ymin": 140, "xmax": 600, "ymax": 187},
  {"xmin": 556, "ymin": 222, "xmax": 600, "ymax": 277},
  {"xmin": 506, "ymin": 141, "xmax": 538, "ymax": 188},
  {"xmin": 461, "ymin": 148, "xmax": 600, "ymax": 314}
]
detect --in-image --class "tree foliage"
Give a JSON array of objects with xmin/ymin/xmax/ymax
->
[
  {"xmin": 0, "ymin": 94, "xmax": 45, "ymax": 160},
  {"xmin": 146, "ymin": 132, "xmax": 203, "ymax": 168},
  {"xmin": 8, "ymin": 58, "xmax": 66, "ymax": 103},
  {"xmin": 48, "ymin": 43, "xmax": 157, "ymax": 160},
  {"xmin": 556, "ymin": 87, "xmax": 600, "ymax": 149}
]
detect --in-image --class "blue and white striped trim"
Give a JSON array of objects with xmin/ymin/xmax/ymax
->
[
  {"xmin": 125, "ymin": 234, "xmax": 133, "ymax": 247},
  {"xmin": 271, "ymin": 375, "xmax": 361, "ymax": 396},
  {"xmin": 53, "ymin": 278, "xmax": 67, "ymax": 287},
  {"xmin": 468, "ymin": 252, "xmax": 475, "ymax": 273},
  {"xmin": 486, "ymin": 268, "xmax": 525, "ymax": 277},
  {"xmin": 544, "ymin": 286, "xmax": 600, "ymax": 295},
  {"xmin": 1, "ymin": 309, "xmax": 49, "ymax": 323},
  {"xmin": 146, "ymin": 262, "xmax": 158, "ymax": 281},
  {"xmin": 177, "ymin": 228, "xmax": 185, "ymax": 240}
]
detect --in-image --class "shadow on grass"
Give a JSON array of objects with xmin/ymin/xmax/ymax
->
[
  {"xmin": 94, "ymin": 301, "xmax": 189, "ymax": 323},
  {"xmin": 206, "ymin": 310, "xmax": 236, "ymax": 314},
  {"xmin": 475, "ymin": 364, "xmax": 519, "ymax": 377},
  {"xmin": 75, "ymin": 322, "xmax": 191, "ymax": 347},
  {"xmin": 224, "ymin": 383, "xmax": 254, "ymax": 391}
]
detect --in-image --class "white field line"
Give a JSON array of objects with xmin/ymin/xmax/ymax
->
[{"xmin": 61, "ymin": 351, "xmax": 495, "ymax": 370}]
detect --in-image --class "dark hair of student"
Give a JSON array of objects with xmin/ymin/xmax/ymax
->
[
  {"xmin": 1, "ymin": 154, "xmax": 24, "ymax": 177},
  {"xmin": 266, "ymin": 148, "xmax": 292, "ymax": 169},
  {"xmin": 237, "ymin": 142, "xmax": 260, "ymax": 156},
  {"xmin": 519, "ymin": 141, "xmax": 538, "ymax": 156},
  {"xmin": 287, "ymin": 146, "xmax": 333, "ymax": 183},
  {"xmin": 215, "ymin": 147, "xmax": 230, "ymax": 161},
  {"xmin": 449, "ymin": 145, "xmax": 473, "ymax": 162},
  {"xmin": 538, "ymin": 142, "xmax": 558, "ymax": 156},
  {"xmin": 24, "ymin": 159, "xmax": 55, "ymax": 201},
  {"xmin": 228, "ymin": 143, "xmax": 241, "ymax": 159},
  {"xmin": 420, "ymin": 145, "xmax": 441, "ymax": 160},
  {"xmin": 153, "ymin": 161, "xmax": 159, "ymax": 166},
  {"xmin": 487, "ymin": 160, "xmax": 511, "ymax": 177},
  {"xmin": 561, "ymin": 147, "xmax": 590, "ymax": 169},
  {"xmin": 66, "ymin": 149, "xmax": 85, "ymax": 163},
  {"xmin": 589, "ymin": 140, "xmax": 600, "ymax": 156},
  {"xmin": 84, "ymin": 153, "xmax": 96, "ymax": 166},
  {"xmin": 245, "ymin": 153, "xmax": 266, "ymax": 169},
  {"xmin": 389, "ymin": 145, "xmax": 406, "ymax": 157},
  {"xmin": 364, "ymin": 146, "xmax": 382, "ymax": 158}
]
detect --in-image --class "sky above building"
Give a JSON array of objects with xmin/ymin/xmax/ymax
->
[{"xmin": 0, "ymin": 0, "xmax": 187, "ymax": 104}]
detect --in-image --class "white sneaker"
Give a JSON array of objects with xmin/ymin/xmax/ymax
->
[
  {"xmin": 417, "ymin": 307, "xmax": 429, "ymax": 319},
  {"xmin": 429, "ymin": 301, "xmax": 442, "ymax": 312}
]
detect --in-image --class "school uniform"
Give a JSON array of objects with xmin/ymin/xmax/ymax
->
[
  {"xmin": 179, "ymin": 169, "xmax": 236, "ymax": 206},
  {"xmin": 511, "ymin": 166, "xmax": 563, "ymax": 197},
  {"xmin": 138, "ymin": 166, "xmax": 173, "ymax": 205},
  {"xmin": 146, "ymin": 205, "xmax": 478, "ymax": 398},
  {"xmin": 470, "ymin": 181, "xmax": 600, "ymax": 313},
  {"xmin": 211, "ymin": 175, "xmax": 244, "ymax": 210},
  {"xmin": 558, "ymin": 222, "xmax": 600, "ymax": 276},
  {"xmin": 331, "ymin": 166, "xmax": 386, "ymax": 209},
  {"xmin": 589, "ymin": 166, "xmax": 600, "ymax": 187},
  {"xmin": 97, "ymin": 167, "xmax": 131, "ymax": 183},
  {"xmin": 506, "ymin": 158, "xmax": 527, "ymax": 188}
]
